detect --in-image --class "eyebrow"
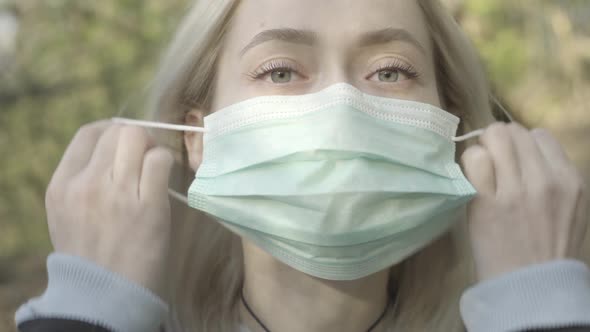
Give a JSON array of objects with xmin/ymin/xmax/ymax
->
[
  {"xmin": 239, "ymin": 28, "xmax": 317, "ymax": 56},
  {"xmin": 358, "ymin": 28, "xmax": 427, "ymax": 55},
  {"xmin": 239, "ymin": 27, "xmax": 426, "ymax": 57}
]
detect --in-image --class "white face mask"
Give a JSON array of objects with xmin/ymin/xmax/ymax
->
[{"xmin": 114, "ymin": 83, "xmax": 481, "ymax": 280}]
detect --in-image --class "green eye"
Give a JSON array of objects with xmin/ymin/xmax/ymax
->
[
  {"xmin": 270, "ymin": 70, "xmax": 292, "ymax": 83},
  {"xmin": 378, "ymin": 70, "xmax": 400, "ymax": 82}
]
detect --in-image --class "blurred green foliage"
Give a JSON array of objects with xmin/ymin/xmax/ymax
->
[
  {"xmin": 0, "ymin": 1, "xmax": 185, "ymax": 257},
  {"xmin": 464, "ymin": 0, "xmax": 529, "ymax": 87}
]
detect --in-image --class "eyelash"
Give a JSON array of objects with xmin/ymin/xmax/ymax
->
[
  {"xmin": 246, "ymin": 58, "xmax": 420, "ymax": 81},
  {"xmin": 246, "ymin": 60, "xmax": 301, "ymax": 80},
  {"xmin": 370, "ymin": 59, "xmax": 420, "ymax": 80}
]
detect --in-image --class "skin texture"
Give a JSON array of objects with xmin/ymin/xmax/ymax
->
[{"xmin": 44, "ymin": 0, "xmax": 588, "ymax": 331}]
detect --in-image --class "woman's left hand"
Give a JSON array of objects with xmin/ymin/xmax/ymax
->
[{"xmin": 461, "ymin": 122, "xmax": 588, "ymax": 281}]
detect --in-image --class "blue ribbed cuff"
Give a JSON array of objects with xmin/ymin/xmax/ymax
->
[
  {"xmin": 15, "ymin": 253, "xmax": 168, "ymax": 332},
  {"xmin": 460, "ymin": 259, "xmax": 590, "ymax": 332}
]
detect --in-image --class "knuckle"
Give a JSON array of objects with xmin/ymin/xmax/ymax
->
[
  {"xmin": 508, "ymin": 122, "xmax": 528, "ymax": 136},
  {"xmin": 78, "ymin": 120, "xmax": 109, "ymax": 135},
  {"xmin": 104, "ymin": 124, "xmax": 122, "ymax": 137},
  {"xmin": 121, "ymin": 124, "xmax": 145, "ymax": 137},
  {"xmin": 121, "ymin": 125, "xmax": 150, "ymax": 144},
  {"xmin": 487, "ymin": 122, "xmax": 507, "ymax": 134},
  {"xmin": 461, "ymin": 145, "xmax": 489, "ymax": 166},
  {"xmin": 76, "ymin": 123, "xmax": 99, "ymax": 140},
  {"xmin": 147, "ymin": 147, "xmax": 174, "ymax": 166},
  {"xmin": 119, "ymin": 125, "xmax": 156, "ymax": 152},
  {"xmin": 506, "ymin": 122, "xmax": 520, "ymax": 131},
  {"xmin": 76, "ymin": 121, "xmax": 114, "ymax": 141},
  {"xmin": 482, "ymin": 122, "xmax": 507, "ymax": 142}
]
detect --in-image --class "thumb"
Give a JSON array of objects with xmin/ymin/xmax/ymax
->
[{"xmin": 461, "ymin": 144, "xmax": 496, "ymax": 196}]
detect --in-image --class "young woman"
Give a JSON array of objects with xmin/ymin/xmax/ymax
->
[{"xmin": 15, "ymin": 0, "xmax": 590, "ymax": 331}]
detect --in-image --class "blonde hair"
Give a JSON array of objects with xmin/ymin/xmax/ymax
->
[{"xmin": 148, "ymin": 0, "xmax": 496, "ymax": 331}]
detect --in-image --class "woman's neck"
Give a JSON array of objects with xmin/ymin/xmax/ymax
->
[{"xmin": 240, "ymin": 240, "xmax": 391, "ymax": 332}]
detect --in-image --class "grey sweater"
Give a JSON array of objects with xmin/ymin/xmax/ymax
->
[{"xmin": 15, "ymin": 253, "xmax": 590, "ymax": 332}]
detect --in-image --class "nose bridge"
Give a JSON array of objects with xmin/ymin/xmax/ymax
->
[{"xmin": 314, "ymin": 48, "xmax": 355, "ymax": 91}]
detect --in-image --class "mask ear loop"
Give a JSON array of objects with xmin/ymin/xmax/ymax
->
[
  {"xmin": 168, "ymin": 188, "xmax": 189, "ymax": 205},
  {"xmin": 452, "ymin": 129, "xmax": 485, "ymax": 142},
  {"xmin": 452, "ymin": 94, "xmax": 514, "ymax": 143},
  {"xmin": 111, "ymin": 117, "xmax": 206, "ymax": 205},
  {"xmin": 112, "ymin": 117, "xmax": 209, "ymax": 133}
]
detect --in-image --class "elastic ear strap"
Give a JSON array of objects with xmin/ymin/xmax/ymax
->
[
  {"xmin": 111, "ymin": 117, "xmax": 208, "ymax": 133},
  {"xmin": 452, "ymin": 129, "xmax": 485, "ymax": 142},
  {"xmin": 168, "ymin": 188, "xmax": 189, "ymax": 205}
]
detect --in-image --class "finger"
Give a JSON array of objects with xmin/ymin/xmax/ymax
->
[
  {"xmin": 507, "ymin": 123, "xmax": 549, "ymax": 184},
  {"xmin": 530, "ymin": 128, "xmax": 571, "ymax": 169},
  {"xmin": 478, "ymin": 122, "xmax": 521, "ymax": 195},
  {"xmin": 461, "ymin": 144, "xmax": 496, "ymax": 196},
  {"xmin": 112, "ymin": 126, "xmax": 155, "ymax": 191},
  {"xmin": 85, "ymin": 125, "xmax": 122, "ymax": 177},
  {"xmin": 51, "ymin": 120, "xmax": 111, "ymax": 186},
  {"xmin": 139, "ymin": 147, "xmax": 174, "ymax": 203}
]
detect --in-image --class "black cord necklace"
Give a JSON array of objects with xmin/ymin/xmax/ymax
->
[{"xmin": 240, "ymin": 289, "xmax": 392, "ymax": 332}]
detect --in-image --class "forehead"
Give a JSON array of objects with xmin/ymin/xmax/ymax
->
[{"xmin": 225, "ymin": 0, "xmax": 432, "ymax": 52}]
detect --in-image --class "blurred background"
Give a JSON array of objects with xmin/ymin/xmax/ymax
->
[{"xmin": 0, "ymin": 0, "xmax": 589, "ymax": 330}]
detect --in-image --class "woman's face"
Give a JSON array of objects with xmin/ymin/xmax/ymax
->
[{"xmin": 186, "ymin": 0, "xmax": 441, "ymax": 169}]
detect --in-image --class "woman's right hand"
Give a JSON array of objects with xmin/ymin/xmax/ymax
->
[{"xmin": 45, "ymin": 121, "xmax": 174, "ymax": 299}]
